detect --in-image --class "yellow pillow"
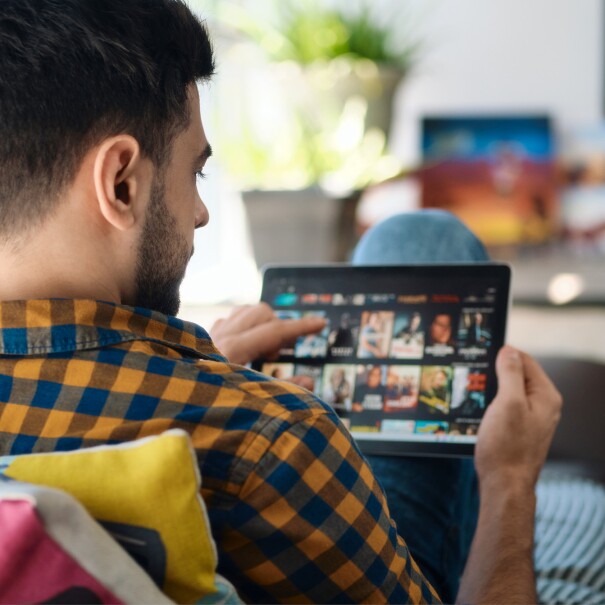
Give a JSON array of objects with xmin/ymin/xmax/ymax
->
[{"xmin": 0, "ymin": 429, "xmax": 232, "ymax": 605}]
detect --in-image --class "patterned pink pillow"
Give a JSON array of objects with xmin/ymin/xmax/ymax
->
[{"xmin": 0, "ymin": 482, "xmax": 172, "ymax": 604}]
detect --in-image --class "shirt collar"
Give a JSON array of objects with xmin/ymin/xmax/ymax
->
[{"xmin": 0, "ymin": 299, "xmax": 225, "ymax": 361}]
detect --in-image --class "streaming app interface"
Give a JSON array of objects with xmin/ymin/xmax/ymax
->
[{"xmin": 258, "ymin": 266, "xmax": 509, "ymax": 446}]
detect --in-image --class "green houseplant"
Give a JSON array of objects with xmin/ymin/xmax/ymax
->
[{"xmin": 215, "ymin": 0, "xmax": 421, "ymax": 193}]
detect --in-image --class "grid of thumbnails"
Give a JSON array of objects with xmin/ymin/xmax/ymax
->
[{"xmin": 260, "ymin": 291, "xmax": 497, "ymax": 443}]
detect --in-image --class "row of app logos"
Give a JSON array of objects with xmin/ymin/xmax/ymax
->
[
  {"xmin": 262, "ymin": 362, "xmax": 488, "ymax": 419},
  {"xmin": 276, "ymin": 308, "xmax": 494, "ymax": 361},
  {"xmin": 273, "ymin": 291, "xmax": 496, "ymax": 307}
]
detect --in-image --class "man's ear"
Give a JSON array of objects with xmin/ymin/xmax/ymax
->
[{"xmin": 92, "ymin": 135, "xmax": 151, "ymax": 231}]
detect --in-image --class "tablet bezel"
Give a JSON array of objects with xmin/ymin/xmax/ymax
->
[{"xmin": 254, "ymin": 262, "xmax": 511, "ymax": 458}]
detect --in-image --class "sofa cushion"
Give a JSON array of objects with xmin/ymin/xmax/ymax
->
[
  {"xmin": 0, "ymin": 429, "xmax": 241, "ymax": 605},
  {"xmin": 536, "ymin": 470, "xmax": 605, "ymax": 604},
  {"xmin": 0, "ymin": 481, "xmax": 173, "ymax": 604}
]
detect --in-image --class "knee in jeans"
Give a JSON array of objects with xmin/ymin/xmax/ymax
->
[
  {"xmin": 353, "ymin": 210, "xmax": 489, "ymax": 264},
  {"xmin": 377, "ymin": 210, "xmax": 469, "ymax": 235}
]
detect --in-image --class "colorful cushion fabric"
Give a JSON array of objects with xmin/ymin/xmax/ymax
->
[
  {"xmin": 0, "ymin": 429, "xmax": 241, "ymax": 605},
  {"xmin": 0, "ymin": 481, "xmax": 173, "ymax": 604}
]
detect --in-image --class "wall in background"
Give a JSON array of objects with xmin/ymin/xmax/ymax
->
[{"xmin": 390, "ymin": 0, "xmax": 603, "ymax": 163}]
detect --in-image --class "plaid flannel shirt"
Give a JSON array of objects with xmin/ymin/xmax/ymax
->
[{"xmin": 0, "ymin": 299, "xmax": 440, "ymax": 604}]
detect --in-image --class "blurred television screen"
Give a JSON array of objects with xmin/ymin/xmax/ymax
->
[{"xmin": 420, "ymin": 115, "xmax": 558, "ymax": 246}]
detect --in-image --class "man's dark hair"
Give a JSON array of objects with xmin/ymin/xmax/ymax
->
[{"xmin": 0, "ymin": 0, "xmax": 214, "ymax": 236}]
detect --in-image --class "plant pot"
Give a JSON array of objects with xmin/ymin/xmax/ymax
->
[{"xmin": 241, "ymin": 188, "xmax": 362, "ymax": 268}]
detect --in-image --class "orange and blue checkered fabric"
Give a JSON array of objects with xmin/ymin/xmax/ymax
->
[{"xmin": 0, "ymin": 299, "xmax": 440, "ymax": 604}]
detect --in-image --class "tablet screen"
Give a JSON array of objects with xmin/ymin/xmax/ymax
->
[{"xmin": 254, "ymin": 263, "xmax": 511, "ymax": 457}]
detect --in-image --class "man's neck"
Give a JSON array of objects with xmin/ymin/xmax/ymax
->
[
  {"xmin": 0, "ymin": 259, "xmax": 120, "ymax": 303},
  {"xmin": 0, "ymin": 221, "xmax": 123, "ymax": 304}
]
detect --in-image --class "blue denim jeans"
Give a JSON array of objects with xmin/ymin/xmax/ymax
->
[{"xmin": 351, "ymin": 210, "xmax": 488, "ymax": 603}]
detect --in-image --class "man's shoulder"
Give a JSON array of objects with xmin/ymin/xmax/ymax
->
[
  {"xmin": 113, "ymin": 336, "xmax": 330, "ymax": 411},
  {"xmin": 120, "ymin": 344, "xmax": 343, "ymax": 491}
]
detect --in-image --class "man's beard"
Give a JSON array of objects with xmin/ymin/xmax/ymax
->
[{"xmin": 134, "ymin": 179, "xmax": 191, "ymax": 317}]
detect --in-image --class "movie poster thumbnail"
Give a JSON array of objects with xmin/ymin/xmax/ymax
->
[
  {"xmin": 418, "ymin": 366, "xmax": 452, "ymax": 415},
  {"xmin": 326, "ymin": 311, "xmax": 360, "ymax": 359},
  {"xmin": 449, "ymin": 420, "xmax": 480, "ymax": 437},
  {"xmin": 450, "ymin": 366, "xmax": 487, "ymax": 416},
  {"xmin": 390, "ymin": 312, "xmax": 424, "ymax": 359},
  {"xmin": 294, "ymin": 364, "xmax": 323, "ymax": 395},
  {"xmin": 320, "ymin": 364, "xmax": 356, "ymax": 413},
  {"xmin": 384, "ymin": 366, "xmax": 421, "ymax": 413},
  {"xmin": 381, "ymin": 419, "xmax": 416, "ymax": 435},
  {"xmin": 424, "ymin": 313, "xmax": 457, "ymax": 357},
  {"xmin": 457, "ymin": 310, "xmax": 492, "ymax": 353},
  {"xmin": 294, "ymin": 311, "xmax": 330, "ymax": 358},
  {"xmin": 350, "ymin": 364, "xmax": 386, "ymax": 432},
  {"xmin": 262, "ymin": 362, "xmax": 295, "ymax": 381},
  {"xmin": 275, "ymin": 310, "xmax": 301, "ymax": 356},
  {"xmin": 414, "ymin": 420, "xmax": 449, "ymax": 436},
  {"xmin": 356, "ymin": 311, "xmax": 394, "ymax": 359}
]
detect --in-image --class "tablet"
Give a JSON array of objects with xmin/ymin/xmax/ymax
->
[{"xmin": 254, "ymin": 263, "xmax": 511, "ymax": 457}]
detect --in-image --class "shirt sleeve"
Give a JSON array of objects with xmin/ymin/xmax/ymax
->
[{"xmin": 215, "ymin": 408, "xmax": 442, "ymax": 604}]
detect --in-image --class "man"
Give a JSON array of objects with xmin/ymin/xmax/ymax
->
[
  {"xmin": 327, "ymin": 312, "xmax": 357, "ymax": 358},
  {"xmin": 350, "ymin": 365, "xmax": 387, "ymax": 431},
  {"xmin": 0, "ymin": 1, "xmax": 562, "ymax": 604},
  {"xmin": 395, "ymin": 312, "xmax": 423, "ymax": 343},
  {"xmin": 429, "ymin": 313, "xmax": 455, "ymax": 346},
  {"xmin": 465, "ymin": 312, "xmax": 489, "ymax": 347}
]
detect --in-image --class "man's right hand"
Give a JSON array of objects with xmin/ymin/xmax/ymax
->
[
  {"xmin": 210, "ymin": 303, "xmax": 326, "ymax": 367},
  {"xmin": 457, "ymin": 346, "xmax": 562, "ymax": 604},
  {"xmin": 475, "ymin": 345, "xmax": 563, "ymax": 490}
]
